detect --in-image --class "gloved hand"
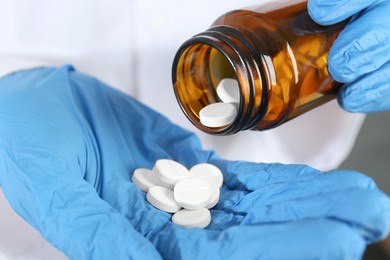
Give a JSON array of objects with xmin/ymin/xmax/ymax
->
[
  {"xmin": 308, "ymin": 0, "xmax": 390, "ymax": 113},
  {"xmin": 0, "ymin": 66, "xmax": 389, "ymax": 259}
]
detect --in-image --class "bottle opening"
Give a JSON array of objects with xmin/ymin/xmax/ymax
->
[{"xmin": 172, "ymin": 41, "xmax": 242, "ymax": 135}]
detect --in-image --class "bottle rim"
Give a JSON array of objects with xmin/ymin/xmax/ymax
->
[{"xmin": 172, "ymin": 25, "xmax": 269, "ymax": 135}]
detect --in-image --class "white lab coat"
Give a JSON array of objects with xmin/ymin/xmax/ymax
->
[{"xmin": 0, "ymin": 0, "xmax": 365, "ymax": 259}]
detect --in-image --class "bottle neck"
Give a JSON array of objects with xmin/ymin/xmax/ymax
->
[{"xmin": 172, "ymin": 25, "xmax": 271, "ymax": 135}]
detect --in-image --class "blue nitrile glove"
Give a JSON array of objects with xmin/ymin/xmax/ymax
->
[
  {"xmin": 308, "ymin": 0, "xmax": 390, "ymax": 112},
  {"xmin": 0, "ymin": 66, "xmax": 389, "ymax": 260}
]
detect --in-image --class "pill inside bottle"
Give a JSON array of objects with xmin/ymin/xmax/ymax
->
[
  {"xmin": 199, "ymin": 102, "xmax": 237, "ymax": 128},
  {"xmin": 198, "ymin": 78, "xmax": 240, "ymax": 128}
]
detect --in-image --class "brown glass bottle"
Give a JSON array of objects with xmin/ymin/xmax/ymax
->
[{"xmin": 172, "ymin": 0, "xmax": 346, "ymax": 135}]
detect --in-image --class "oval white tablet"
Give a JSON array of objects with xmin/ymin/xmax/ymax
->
[
  {"xmin": 146, "ymin": 186, "xmax": 181, "ymax": 213},
  {"xmin": 174, "ymin": 178, "xmax": 212, "ymax": 210},
  {"xmin": 189, "ymin": 163, "xmax": 224, "ymax": 188},
  {"xmin": 216, "ymin": 78, "xmax": 240, "ymax": 104},
  {"xmin": 172, "ymin": 208, "xmax": 211, "ymax": 229},
  {"xmin": 132, "ymin": 168, "xmax": 157, "ymax": 192},
  {"xmin": 153, "ymin": 159, "xmax": 191, "ymax": 189},
  {"xmin": 206, "ymin": 184, "xmax": 220, "ymax": 209},
  {"xmin": 199, "ymin": 102, "xmax": 237, "ymax": 128}
]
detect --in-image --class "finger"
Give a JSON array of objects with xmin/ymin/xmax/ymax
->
[
  {"xmin": 210, "ymin": 159, "xmax": 324, "ymax": 191},
  {"xmin": 337, "ymin": 60, "xmax": 390, "ymax": 112},
  {"xmin": 150, "ymin": 218, "xmax": 366, "ymax": 259},
  {"xmin": 327, "ymin": 0, "xmax": 390, "ymax": 83},
  {"xmin": 212, "ymin": 169, "xmax": 388, "ymax": 243},
  {"xmin": 218, "ymin": 170, "xmax": 376, "ymax": 208},
  {"xmin": 235, "ymin": 188, "xmax": 390, "ymax": 243},
  {"xmin": 308, "ymin": 0, "xmax": 378, "ymax": 25},
  {"xmin": 210, "ymin": 158, "xmax": 375, "ymax": 192}
]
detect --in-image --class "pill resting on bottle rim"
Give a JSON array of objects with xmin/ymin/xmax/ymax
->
[{"xmin": 199, "ymin": 102, "xmax": 237, "ymax": 128}]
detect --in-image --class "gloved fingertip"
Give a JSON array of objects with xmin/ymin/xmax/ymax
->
[
  {"xmin": 337, "ymin": 85, "xmax": 376, "ymax": 113},
  {"xmin": 327, "ymin": 47, "xmax": 362, "ymax": 84},
  {"xmin": 337, "ymin": 87, "xmax": 361, "ymax": 113},
  {"xmin": 354, "ymin": 190, "xmax": 390, "ymax": 243},
  {"xmin": 337, "ymin": 72, "xmax": 390, "ymax": 113},
  {"xmin": 374, "ymin": 195, "xmax": 390, "ymax": 241},
  {"xmin": 329, "ymin": 226, "xmax": 366, "ymax": 259},
  {"xmin": 307, "ymin": 0, "xmax": 328, "ymax": 25},
  {"xmin": 327, "ymin": 64, "xmax": 353, "ymax": 84},
  {"xmin": 307, "ymin": 0, "xmax": 345, "ymax": 25},
  {"xmin": 328, "ymin": 169, "xmax": 377, "ymax": 189}
]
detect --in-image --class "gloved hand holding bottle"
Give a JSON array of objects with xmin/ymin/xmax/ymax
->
[
  {"xmin": 308, "ymin": 0, "xmax": 390, "ymax": 112},
  {"xmin": 172, "ymin": 0, "xmax": 390, "ymax": 134},
  {"xmin": 0, "ymin": 66, "xmax": 389, "ymax": 259}
]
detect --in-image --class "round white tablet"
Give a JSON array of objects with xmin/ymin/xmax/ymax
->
[
  {"xmin": 174, "ymin": 178, "xmax": 212, "ymax": 210},
  {"xmin": 189, "ymin": 163, "xmax": 224, "ymax": 188},
  {"xmin": 216, "ymin": 78, "xmax": 240, "ymax": 104},
  {"xmin": 199, "ymin": 102, "xmax": 237, "ymax": 128},
  {"xmin": 153, "ymin": 159, "xmax": 191, "ymax": 189},
  {"xmin": 206, "ymin": 184, "xmax": 220, "ymax": 209},
  {"xmin": 132, "ymin": 168, "xmax": 157, "ymax": 192},
  {"xmin": 172, "ymin": 208, "xmax": 211, "ymax": 229},
  {"xmin": 146, "ymin": 186, "xmax": 181, "ymax": 213}
]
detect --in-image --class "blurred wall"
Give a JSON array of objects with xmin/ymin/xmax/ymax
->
[{"xmin": 340, "ymin": 111, "xmax": 390, "ymax": 195}]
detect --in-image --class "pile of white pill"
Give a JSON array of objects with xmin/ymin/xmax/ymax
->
[
  {"xmin": 132, "ymin": 159, "xmax": 223, "ymax": 229},
  {"xmin": 199, "ymin": 78, "xmax": 240, "ymax": 128}
]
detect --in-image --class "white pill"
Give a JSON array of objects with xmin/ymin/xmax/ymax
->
[
  {"xmin": 174, "ymin": 178, "xmax": 212, "ymax": 210},
  {"xmin": 146, "ymin": 186, "xmax": 181, "ymax": 213},
  {"xmin": 132, "ymin": 168, "xmax": 157, "ymax": 192},
  {"xmin": 206, "ymin": 184, "xmax": 220, "ymax": 209},
  {"xmin": 199, "ymin": 102, "xmax": 237, "ymax": 128},
  {"xmin": 189, "ymin": 163, "xmax": 224, "ymax": 188},
  {"xmin": 172, "ymin": 208, "xmax": 211, "ymax": 229},
  {"xmin": 216, "ymin": 78, "xmax": 240, "ymax": 104},
  {"xmin": 153, "ymin": 159, "xmax": 191, "ymax": 189}
]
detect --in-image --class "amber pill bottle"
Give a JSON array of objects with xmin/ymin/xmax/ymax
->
[{"xmin": 172, "ymin": 0, "xmax": 347, "ymax": 135}]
